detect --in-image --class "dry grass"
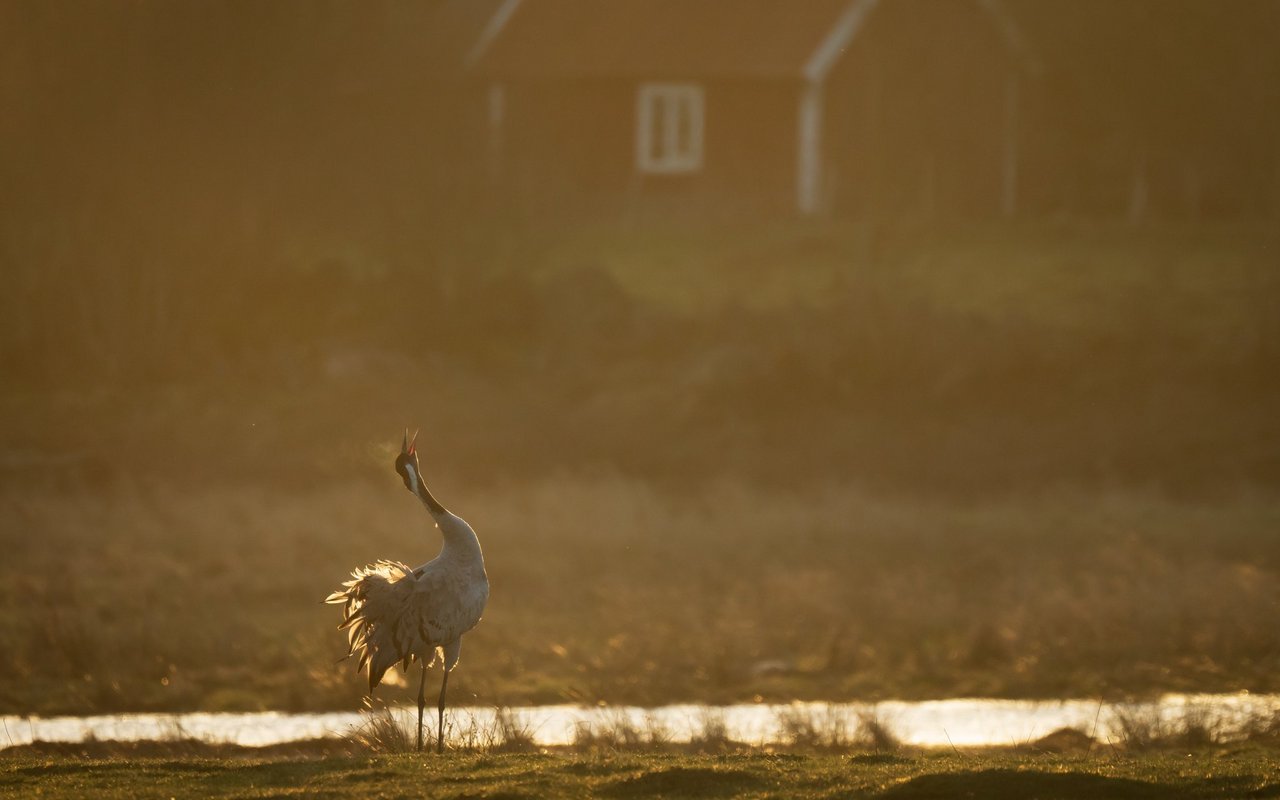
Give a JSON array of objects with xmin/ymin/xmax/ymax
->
[
  {"xmin": 1104, "ymin": 701, "xmax": 1280, "ymax": 752},
  {"xmin": 451, "ymin": 707, "xmax": 538, "ymax": 753},
  {"xmin": 1244, "ymin": 712, "xmax": 1280, "ymax": 746},
  {"xmin": 1, "ymin": 476, "xmax": 1278, "ymax": 716},
  {"xmin": 687, "ymin": 709, "xmax": 737, "ymax": 753},
  {"xmin": 1107, "ymin": 703, "xmax": 1230, "ymax": 751},
  {"xmin": 345, "ymin": 706, "xmax": 416, "ymax": 754},
  {"xmin": 345, "ymin": 703, "xmax": 537, "ymax": 754},
  {"xmin": 775, "ymin": 704, "xmax": 901, "ymax": 752},
  {"xmin": 570, "ymin": 710, "xmax": 674, "ymax": 752}
]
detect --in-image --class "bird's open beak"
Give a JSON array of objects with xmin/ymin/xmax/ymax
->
[{"xmin": 402, "ymin": 428, "xmax": 419, "ymax": 456}]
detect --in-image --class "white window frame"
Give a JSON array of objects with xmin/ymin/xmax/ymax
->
[{"xmin": 635, "ymin": 83, "xmax": 705, "ymax": 174}]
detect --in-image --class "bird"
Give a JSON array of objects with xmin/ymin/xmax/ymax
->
[{"xmin": 326, "ymin": 429, "xmax": 489, "ymax": 753}]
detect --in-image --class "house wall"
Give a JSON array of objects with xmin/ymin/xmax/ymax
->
[
  {"xmin": 501, "ymin": 80, "xmax": 634, "ymax": 206},
  {"xmin": 823, "ymin": 0, "xmax": 1016, "ymax": 220},
  {"xmin": 496, "ymin": 78, "xmax": 799, "ymax": 217},
  {"xmin": 696, "ymin": 80, "xmax": 799, "ymax": 214},
  {"xmin": 491, "ymin": 1, "xmax": 1021, "ymax": 220}
]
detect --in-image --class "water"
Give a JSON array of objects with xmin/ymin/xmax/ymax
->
[{"xmin": 3, "ymin": 694, "xmax": 1276, "ymax": 751}]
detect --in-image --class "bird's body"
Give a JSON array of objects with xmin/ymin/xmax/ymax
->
[{"xmin": 327, "ymin": 431, "xmax": 488, "ymax": 752}]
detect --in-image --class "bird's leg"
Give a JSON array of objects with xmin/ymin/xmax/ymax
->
[
  {"xmin": 436, "ymin": 668, "xmax": 450, "ymax": 755},
  {"xmin": 416, "ymin": 661, "xmax": 427, "ymax": 752}
]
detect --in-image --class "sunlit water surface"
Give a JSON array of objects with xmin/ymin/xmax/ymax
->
[{"xmin": 3, "ymin": 694, "xmax": 1277, "ymax": 750}]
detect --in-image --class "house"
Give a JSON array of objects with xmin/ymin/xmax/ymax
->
[{"xmin": 470, "ymin": 0, "xmax": 1039, "ymax": 218}]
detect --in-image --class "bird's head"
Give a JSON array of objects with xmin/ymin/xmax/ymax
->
[{"xmin": 394, "ymin": 428, "xmax": 422, "ymax": 495}]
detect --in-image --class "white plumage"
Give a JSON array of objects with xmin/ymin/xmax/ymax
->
[{"xmin": 326, "ymin": 430, "xmax": 489, "ymax": 752}]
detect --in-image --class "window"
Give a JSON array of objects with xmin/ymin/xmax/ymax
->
[{"xmin": 635, "ymin": 83, "xmax": 705, "ymax": 174}]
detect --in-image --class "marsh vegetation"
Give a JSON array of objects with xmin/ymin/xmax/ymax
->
[{"xmin": 1, "ymin": 222, "xmax": 1277, "ymax": 718}]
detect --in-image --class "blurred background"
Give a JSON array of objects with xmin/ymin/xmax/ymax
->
[{"xmin": 1, "ymin": 0, "xmax": 1278, "ymax": 717}]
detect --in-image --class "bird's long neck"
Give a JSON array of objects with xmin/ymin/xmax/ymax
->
[
  {"xmin": 407, "ymin": 465, "xmax": 484, "ymax": 564},
  {"xmin": 433, "ymin": 511, "xmax": 485, "ymax": 566},
  {"xmin": 407, "ymin": 464, "xmax": 447, "ymax": 516}
]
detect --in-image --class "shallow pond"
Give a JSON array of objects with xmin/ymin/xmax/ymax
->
[{"xmin": 3, "ymin": 693, "xmax": 1276, "ymax": 750}]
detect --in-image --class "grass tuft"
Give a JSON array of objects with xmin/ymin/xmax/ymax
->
[
  {"xmin": 1106, "ymin": 702, "xmax": 1232, "ymax": 751},
  {"xmin": 346, "ymin": 706, "xmax": 415, "ymax": 754},
  {"xmin": 688, "ymin": 709, "xmax": 738, "ymax": 753},
  {"xmin": 775, "ymin": 704, "xmax": 901, "ymax": 752},
  {"xmin": 345, "ymin": 704, "xmax": 540, "ymax": 754},
  {"xmin": 571, "ymin": 710, "xmax": 673, "ymax": 752}
]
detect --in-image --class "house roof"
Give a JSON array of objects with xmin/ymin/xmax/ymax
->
[
  {"xmin": 420, "ymin": 0, "xmax": 512, "ymax": 75},
  {"xmin": 476, "ymin": 0, "xmax": 866, "ymax": 80},
  {"xmin": 474, "ymin": 0, "xmax": 1037, "ymax": 81}
]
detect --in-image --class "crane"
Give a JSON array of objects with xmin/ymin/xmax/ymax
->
[{"xmin": 326, "ymin": 429, "xmax": 489, "ymax": 753}]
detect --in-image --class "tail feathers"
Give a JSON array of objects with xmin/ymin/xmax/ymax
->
[
  {"xmin": 326, "ymin": 560, "xmax": 421, "ymax": 691},
  {"xmin": 368, "ymin": 648, "xmax": 401, "ymax": 692}
]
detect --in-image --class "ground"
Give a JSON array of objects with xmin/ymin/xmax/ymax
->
[{"xmin": 5, "ymin": 749, "xmax": 1280, "ymax": 799}]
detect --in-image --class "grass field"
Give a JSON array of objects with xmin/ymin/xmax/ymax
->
[
  {"xmin": 1, "ymin": 478, "xmax": 1278, "ymax": 715},
  {"xmin": 6, "ymin": 748, "xmax": 1280, "ymax": 799},
  {"xmin": 1, "ymin": 221, "xmax": 1277, "ymax": 715}
]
